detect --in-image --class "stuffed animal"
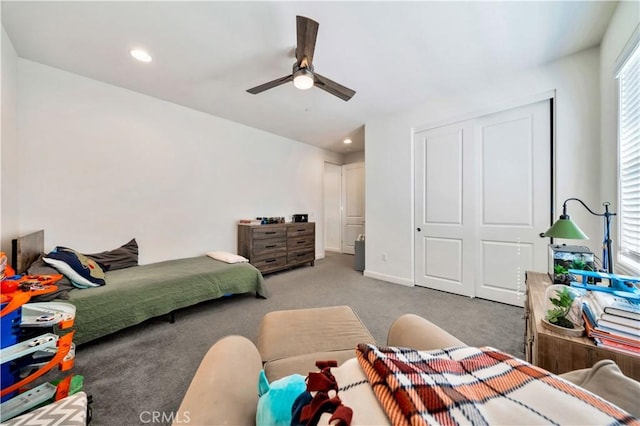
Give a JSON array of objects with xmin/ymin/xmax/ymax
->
[{"xmin": 256, "ymin": 370, "xmax": 306, "ymax": 426}]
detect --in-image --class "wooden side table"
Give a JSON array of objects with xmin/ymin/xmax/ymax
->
[{"xmin": 525, "ymin": 271, "xmax": 640, "ymax": 381}]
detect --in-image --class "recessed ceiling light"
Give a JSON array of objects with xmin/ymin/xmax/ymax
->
[
  {"xmin": 130, "ymin": 49, "xmax": 152, "ymax": 63},
  {"xmin": 343, "ymin": 138, "xmax": 352, "ymax": 144}
]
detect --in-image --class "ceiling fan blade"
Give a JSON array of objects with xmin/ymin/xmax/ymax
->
[
  {"xmin": 314, "ymin": 73, "xmax": 356, "ymax": 101},
  {"xmin": 296, "ymin": 16, "xmax": 319, "ymax": 66},
  {"xmin": 246, "ymin": 74, "xmax": 293, "ymax": 94}
]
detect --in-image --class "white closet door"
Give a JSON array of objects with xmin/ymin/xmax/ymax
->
[
  {"xmin": 414, "ymin": 100, "xmax": 550, "ymax": 306},
  {"xmin": 474, "ymin": 101, "xmax": 550, "ymax": 305},
  {"xmin": 342, "ymin": 162, "xmax": 365, "ymax": 255},
  {"xmin": 414, "ymin": 121, "xmax": 476, "ymax": 297}
]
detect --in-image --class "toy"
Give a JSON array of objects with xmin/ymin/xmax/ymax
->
[
  {"xmin": 1, "ymin": 273, "xmax": 79, "ymax": 420},
  {"xmin": 256, "ymin": 370, "xmax": 306, "ymax": 426},
  {"xmin": 569, "ymin": 269, "xmax": 640, "ymax": 301},
  {"xmin": 0, "ymin": 274, "xmax": 63, "ymax": 317}
]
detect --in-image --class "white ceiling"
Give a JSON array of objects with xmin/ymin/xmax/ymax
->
[{"xmin": 1, "ymin": 1, "xmax": 616, "ymax": 153}]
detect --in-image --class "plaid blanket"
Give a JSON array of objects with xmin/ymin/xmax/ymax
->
[{"xmin": 355, "ymin": 344, "xmax": 638, "ymax": 426}]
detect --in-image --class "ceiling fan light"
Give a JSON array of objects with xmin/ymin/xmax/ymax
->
[{"xmin": 293, "ymin": 69, "xmax": 314, "ymax": 90}]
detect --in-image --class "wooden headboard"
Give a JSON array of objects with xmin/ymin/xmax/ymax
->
[{"xmin": 11, "ymin": 230, "xmax": 45, "ymax": 274}]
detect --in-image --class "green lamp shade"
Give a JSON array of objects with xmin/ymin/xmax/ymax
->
[{"xmin": 543, "ymin": 217, "xmax": 589, "ymax": 239}]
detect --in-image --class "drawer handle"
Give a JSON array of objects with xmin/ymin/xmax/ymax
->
[
  {"xmin": 265, "ymin": 231, "xmax": 276, "ymax": 235},
  {"xmin": 265, "ymin": 245, "xmax": 276, "ymax": 248},
  {"xmin": 265, "ymin": 259, "xmax": 277, "ymax": 263},
  {"xmin": 296, "ymin": 253, "xmax": 306, "ymax": 257},
  {"xmin": 297, "ymin": 240, "xmax": 306, "ymax": 244}
]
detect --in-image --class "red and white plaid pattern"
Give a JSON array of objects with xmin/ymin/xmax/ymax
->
[{"xmin": 356, "ymin": 344, "xmax": 638, "ymax": 426}]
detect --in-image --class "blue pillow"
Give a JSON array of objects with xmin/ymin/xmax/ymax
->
[
  {"xmin": 256, "ymin": 370, "xmax": 306, "ymax": 426},
  {"xmin": 44, "ymin": 247, "xmax": 106, "ymax": 288}
]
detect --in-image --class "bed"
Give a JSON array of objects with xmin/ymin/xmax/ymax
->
[{"xmin": 11, "ymin": 230, "xmax": 267, "ymax": 345}]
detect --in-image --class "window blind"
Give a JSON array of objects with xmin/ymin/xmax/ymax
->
[{"xmin": 618, "ymin": 43, "xmax": 640, "ymax": 271}]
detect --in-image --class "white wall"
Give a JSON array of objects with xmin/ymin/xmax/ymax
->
[
  {"xmin": 14, "ymin": 60, "xmax": 342, "ymax": 264},
  {"xmin": 344, "ymin": 151, "xmax": 365, "ymax": 164},
  {"xmin": 365, "ymin": 47, "xmax": 602, "ymax": 285},
  {"xmin": 1, "ymin": 26, "xmax": 19, "ymax": 266},
  {"xmin": 599, "ymin": 1, "xmax": 639, "ymax": 274}
]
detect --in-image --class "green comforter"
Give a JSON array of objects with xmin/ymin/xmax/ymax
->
[{"xmin": 67, "ymin": 256, "xmax": 266, "ymax": 344}]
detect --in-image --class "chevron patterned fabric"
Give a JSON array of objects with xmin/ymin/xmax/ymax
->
[{"xmin": 3, "ymin": 392, "xmax": 87, "ymax": 425}]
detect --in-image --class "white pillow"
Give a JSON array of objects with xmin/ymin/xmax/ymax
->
[{"xmin": 206, "ymin": 251, "xmax": 248, "ymax": 264}]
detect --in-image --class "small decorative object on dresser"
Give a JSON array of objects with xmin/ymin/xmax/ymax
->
[
  {"xmin": 541, "ymin": 284, "xmax": 586, "ymax": 337},
  {"xmin": 238, "ymin": 222, "xmax": 315, "ymax": 274},
  {"xmin": 292, "ymin": 214, "xmax": 308, "ymax": 223}
]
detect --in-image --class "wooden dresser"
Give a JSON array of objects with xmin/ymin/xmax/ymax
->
[
  {"xmin": 525, "ymin": 271, "xmax": 640, "ymax": 381},
  {"xmin": 238, "ymin": 222, "xmax": 315, "ymax": 274}
]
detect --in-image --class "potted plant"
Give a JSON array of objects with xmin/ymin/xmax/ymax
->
[
  {"xmin": 553, "ymin": 264, "xmax": 570, "ymax": 284},
  {"xmin": 542, "ymin": 285, "xmax": 585, "ymax": 336}
]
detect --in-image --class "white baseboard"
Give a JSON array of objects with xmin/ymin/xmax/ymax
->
[
  {"xmin": 315, "ymin": 252, "xmax": 326, "ymax": 260},
  {"xmin": 363, "ymin": 270, "xmax": 414, "ymax": 287}
]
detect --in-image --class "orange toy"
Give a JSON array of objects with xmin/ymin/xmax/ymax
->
[
  {"xmin": 0, "ymin": 274, "xmax": 63, "ymax": 317},
  {"xmin": 1, "ymin": 281, "xmax": 19, "ymax": 294},
  {"xmin": 19, "ymin": 274, "xmax": 64, "ymax": 287}
]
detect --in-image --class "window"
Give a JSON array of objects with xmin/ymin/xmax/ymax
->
[{"xmin": 617, "ymin": 41, "xmax": 640, "ymax": 273}]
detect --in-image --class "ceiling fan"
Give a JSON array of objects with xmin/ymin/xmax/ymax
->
[{"xmin": 246, "ymin": 16, "xmax": 356, "ymax": 102}]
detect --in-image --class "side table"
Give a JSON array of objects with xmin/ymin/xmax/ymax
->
[{"xmin": 525, "ymin": 271, "xmax": 640, "ymax": 381}]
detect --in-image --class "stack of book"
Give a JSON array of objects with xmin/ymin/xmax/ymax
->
[
  {"xmin": 238, "ymin": 219, "xmax": 262, "ymax": 225},
  {"xmin": 582, "ymin": 290, "xmax": 640, "ymax": 356}
]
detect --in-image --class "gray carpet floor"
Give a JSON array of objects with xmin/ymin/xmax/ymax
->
[{"xmin": 73, "ymin": 252, "xmax": 524, "ymax": 425}]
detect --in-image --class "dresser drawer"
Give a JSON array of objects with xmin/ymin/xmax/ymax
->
[
  {"xmin": 287, "ymin": 223, "xmax": 314, "ymax": 238},
  {"xmin": 253, "ymin": 246, "xmax": 287, "ymax": 262},
  {"xmin": 253, "ymin": 255, "xmax": 287, "ymax": 272},
  {"xmin": 253, "ymin": 239, "xmax": 287, "ymax": 254},
  {"xmin": 287, "ymin": 249, "xmax": 314, "ymax": 265},
  {"xmin": 252, "ymin": 226, "xmax": 286, "ymax": 239},
  {"xmin": 287, "ymin": 236, "xmax": 314, "ymax": 250}
]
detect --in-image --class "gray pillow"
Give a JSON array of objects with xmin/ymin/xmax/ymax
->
[{"xmin": 85, "ymin": 239, "xmax": 138, "ymax": 271}]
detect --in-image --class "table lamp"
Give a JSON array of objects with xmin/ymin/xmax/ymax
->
[{"xmin": 542, "ymin": 198, "xmax": 616, "ymax": 273}]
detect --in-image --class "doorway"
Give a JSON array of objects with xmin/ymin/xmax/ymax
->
[
  {"xmin": 324, "ymin": 162, "xmax": 341, "ymax": 252},
  {"xmin": 341, "ymin": 162, "xmax": 365, "ymax": 254},
  {"xmin": 323, "ymin": 161, "xmax": 365, "ymax": 255}
]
